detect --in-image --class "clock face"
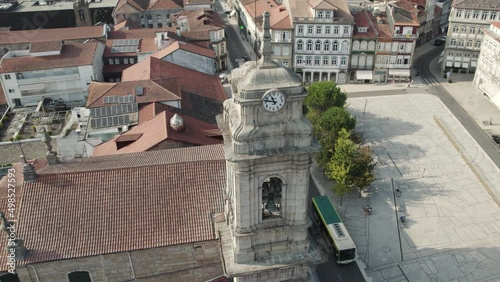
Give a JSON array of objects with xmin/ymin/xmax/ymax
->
[{"xmin": 262, "ymin": 91, "xmax": 285, "ymax": 112}]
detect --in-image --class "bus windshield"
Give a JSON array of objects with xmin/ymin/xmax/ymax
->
[{"xmin": 338, "ymin": 248, "xmax": 356, "ymax": 262}]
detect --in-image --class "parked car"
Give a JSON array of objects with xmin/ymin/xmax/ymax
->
[
  {"xmin": 242, "ymin": 56, "xmax": 251, "ymax": 62},
  {"xmin": 219, "ymin": 73, "xmax": 228, "ymax": 83},
  {"xmin": 434, "ymin": 36, "xmax": 446, "ymax": 46},
  {"xmin": 493, "ymin": 135, "xmax": 500, "ymax": 146}
]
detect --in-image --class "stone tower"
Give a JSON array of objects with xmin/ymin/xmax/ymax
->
[
  {"xmin": 74, "ymin": 0, "xmax": 92, "ymax": 27},
  {"xmin": 216, "ymin": 11, "xmax": 324, "ymax": 282}
]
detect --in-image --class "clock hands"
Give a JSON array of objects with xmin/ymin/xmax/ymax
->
[{"xmin": 264, "ymin": 99, "xmax": 277, "ymax": 105}]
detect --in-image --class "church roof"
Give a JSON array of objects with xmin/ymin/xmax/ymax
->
[{"xmin": 0, "ymin": 145, "xmax": 225, "ymax": 269}]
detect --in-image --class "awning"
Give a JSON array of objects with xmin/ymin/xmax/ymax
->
[
  {"xmin": 446, "ymin": 61, "xmax": 453, "ymax": 67},
  {"xmin": 356, "ymin": 70, "xmax": 373, "ymax": 80},
  {"xmin": 462, "ymin": 62, "xmax": 469, "ymax": 68},
  {"xmin": 471, "ymin": 61, "xmax": 477, "ymax": 67},
  {"xmin": 388, "ymin": 69, "xmax": 410, "ymax": 76},
  {"xmin": 454, "ymin": 62, "xmax": 461, "ymax": 68}
]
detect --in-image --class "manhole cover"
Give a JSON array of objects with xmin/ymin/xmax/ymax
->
[{"xmin": 382, "ymin": 246, "xmax": 391, "ymax": 253}]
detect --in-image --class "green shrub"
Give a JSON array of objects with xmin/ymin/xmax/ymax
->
[
  {"xmin": 9, "ymin": 137, "xmax": 14, "ymax": 142},
  {"xmin": 14, "ymin": 135, "xmax": 22, "ymax": 141},
  {"xmin": 31, "ymin": 125, "xmax": 36, "ymax": 131},
  {"xmin": 47, "ymin": 131, "xmax": 53, "ymax": 136},
  {"xmin": 0, "ymin": 122, "xmax": 3, "ymax": 129}
]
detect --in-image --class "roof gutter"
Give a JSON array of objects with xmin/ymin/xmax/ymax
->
[{"xmin": 29, "ymin": 265, "xmax": 41, "ymax": 282}]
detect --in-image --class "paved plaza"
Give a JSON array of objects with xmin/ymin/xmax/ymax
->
[{"xmin": 312, "ymin": 94, "xmax": 500, "ymax": 282}]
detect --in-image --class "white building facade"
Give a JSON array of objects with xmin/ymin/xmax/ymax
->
[
  {"xmin": 473, "ymin": 21, "xmax": 500, "ymax": 109},
  {"xmin": 443, "ymin": 0, "xmax": 500, "ymax": 73},
  {"xmin": 0, "ymin": 42, "xmax": 104, "ymax": 108},
  {"xmin": 292, "ymin": 7, "xmax": 354, "ymax": 84}
]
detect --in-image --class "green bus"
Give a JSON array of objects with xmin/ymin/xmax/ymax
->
[{"xmin": 312, "ymin": 195, "xmax": 356, "ymax": 264}]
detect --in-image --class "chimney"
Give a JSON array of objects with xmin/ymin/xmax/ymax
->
[
  {"xmin": 170, "ymin": 114, "xmax": 185, "ymax": 132},
  {"xmin": 176, "ymin": 27, "xmax": 181, "ymax": 37},
  {"xmin": 21, "ymin": 155, "xmax": 37, "ymax": 183}
]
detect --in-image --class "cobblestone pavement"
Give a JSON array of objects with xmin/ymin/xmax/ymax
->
[{"xmin": 0, "ymin": 139, "xmax": 57, "ymax": 165}]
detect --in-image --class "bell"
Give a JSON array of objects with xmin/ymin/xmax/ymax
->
[{"xmin": 265, "ymin": 197, "xmax": 279, "ymax": 213}]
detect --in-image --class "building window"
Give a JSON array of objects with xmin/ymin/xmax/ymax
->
[
  {"xmin": 396, "ymin": 57, "xmax": 403, "ymax": 64},
  {"xmin": 296, "ymin": 56, "xmax": 303, "ymax": 64},
  {"xmin": 8, "ymin": 89, "xmax": 14, "ymax": 93},
  {"xmin": 157, "ymin": 23, "xmax": 163, "ymax": 28},
  {"xmin": 305, "ymin": 56, "xmax": 312, "ymax": 65},
  {"xmin": 324, "ymin": 40, "xmax": 330, "ymax": 51},
  {"xmin": 273, "ymin": 46, "xmax": 281, "ymax": 56},
  {"xmin": 322, "ymin": 56, "xmax": 329, "ymax": 65},
  {"xmin": 297, "ymin": 40, "xmax": 303, "ymax": 50},
  {"xmin": 4, "ymin": 74, "xmax": 11, "ymax": 80},
  {"xmin": 108, "ymin": 58, "xmax": 114, "ymax": 65},
  {"xmin": 331, "ymin": 56, "xmax": 337, "ymax": 65},
  {"xmin": 452, "ymin": 25, "xmax": 458, "ymax": 33},
  {"xmin": 116, "ymin": 78, "xmax": 120, "ymax": 82},
  {"xmin": 124, "ymin": 58, "xmax": 129, "ymax": 64},
  {"xmin": 148, "ymin": 24, "xmax": 153, "ymax": 28},
  {"xmin": 333, "ymin": 41, "xmax": 338, "ymax": 51},
  {"xmin": 315, "ymin": 40, "xmax": 321, "ymax": 51},
  {"xmin": 307, "ymin": 26, "xmax": 313, "ymax": 34},
  {"xmin": 314, "ymin": 56, "xmax": 320, "ymax": 65},
  {"xmin": 343, "ymin": 26, "xmax": 349, "ymax": 35},
  {"xmin": 318, "ymin": 11, "xmax": 323, "ymax": 19},
  {"xmin": 282, "ymin": 61, "xmax": 289, "ymax": 67},
  {"xmin": 491, "ymin": 12, "xmax": 497, "ymax": 20},
  {"xmin": 464, "ymin": 11, "xmax": 470, "ymax": 19},
  {"xmin": 450, "ymin": 39, "xmax": 456, "ymax": 46},
  {"xmin": 341, "ymin": 41, "xmax": 348, "ymax": 52},
  {"xmin": 458, "ymin": 40, "xmax": 464, "ymax": 47},
  {"xmin": 456, "ymin": 10, "xmax": 462, "ymax": 18},
  {"xmin": 460, "ymin": 26, "xmax": 466, "ymax": 33},
  {"xmin": 156, "ymin": 14, "xmax": 161, "ymax": 20},
  {"xmin": 325, "ymin": 11, "xmax": 331, "ymax": 19},
  {"xmin": 470, "ymin": 27, "xmax": 476, "ymax": 34},
  {"xmin": 68, "ymin": 271, "xmax": 92, "ymax": 282},
  {"xmin": 221, "ymin": 44, "xmax": 225, "ymax": 55},
  {"xmin": 306, "ymin": 40, "xmax": 312, "ymax": 51},
  {"xmin": 325, "ymin": 26, "xmax": 331, "ymax": 34},
  {"xmin": 298, "ymin": 25, "xmax": 304, "ymax": 34},
  {"xmin": 130, "ymin": 58, "xmax": 135, "ymax": 64},
  {"xmin": 475, "ymin": 41, "xmax": 481, "ymax": 48},
  {"xmin": 481, "ymin": 12, "xmax": 488, "ymax": 20},
  {"xmin": 262, "ymin": 178, "xmax": 282, "ymax": 219},
  {"xmin": 114, "ymin": 58, "xmax": 120, "ymax": 64},
  {"xmin": 283, "ymin": 46, "xmax": 289, "ymax": 56},
  {"xmin": 466, "ymin": 40, "xmax": 472, "ymax": 47},
  {"xmin": 473, "ymin": 10, "xmax": 479, "ymax": 19},
  {"xmin": 340, "ymin": 57, "xmax": 346, "ymax": 65},
  {"xmin": 478, "ymin": 29, "xmax": 483, "ymax": 35},
  {"xmin": 334, "ymin": 26, "xmax": 339, "ymax": 34},
  {"xmin": 399, "ymin": 43, "xmax": 404, "ymax": 51},
  {"xmin": 316, "ymin": 26, "xmax": 322, "ymax": 34}
]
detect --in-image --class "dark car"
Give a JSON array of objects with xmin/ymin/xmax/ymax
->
[
  {"xmin": 493, "ymin": 135, "xmax": 500, "ymax": 146},
  {"xmin": 434, "ymin": 36, "xmax": 446, "ymax": 46},
  {"xmin": 242, "ymin": 56, "xmax": 251, "ymax": 62}
]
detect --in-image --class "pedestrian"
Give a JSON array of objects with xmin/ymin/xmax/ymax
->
[
  {"xmin": 407, "ymin": 81, "xmax": 411, "ymax": 88},
  {"xmin": 410, "ymin": 79, "xmax": 414, "ymax": 86}
]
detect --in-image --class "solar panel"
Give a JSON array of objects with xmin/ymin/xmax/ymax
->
[
  {"xmin": 110, "ymin": 46, "xmax": 138, "ymax": 53},
  {"xmin": 112, "ymin": 39, "xmax": 140, "ymax": 48}
]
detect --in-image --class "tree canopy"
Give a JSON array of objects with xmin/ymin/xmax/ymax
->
[{"xmin": 305, "ymin": 81, "xmax": 347, "ymax": 125}]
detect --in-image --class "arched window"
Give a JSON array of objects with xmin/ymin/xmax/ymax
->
[
  {"xmin": 341, "ymin": 41, "xmax": 348, "ymax": 52},
  {"xmin": 352, "ymin": 41, "xmax": 360, "ymax": 51},
  {"xmin": 360, "ymin": 41, "xmax": 368, "ymax": 51},
  {"xmin": 333, "ymin": 41, "xmax": 339, "ymax": 51},
  {"xmin": 262, "ymin": 177, "xmax": 283, "ymax": 219},
  {"xmin": 315, "ymin": 40, "xmax": 321, "ymax": 51},
  {"xmin": 306, "ymin": 40, "xmax": 313, "ymax": 51},
  {"xmin": 368, "ymin": 41, "xmax": 375, "ymax": 51},
  {"xmin": 324, "ymin": 40, "xmax": 330, "ymax": 51},
  {"xmin": 68, "ymin": 271, "xmax": 91, "ymax": 282},
  {"xmin": 297, "ymin": 40, "xmax": 303, "ymax": 51}
]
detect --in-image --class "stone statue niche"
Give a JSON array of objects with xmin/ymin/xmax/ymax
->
[{"xmin": 262, "ymin": 177, "xmax": 282, "ymax": 219}]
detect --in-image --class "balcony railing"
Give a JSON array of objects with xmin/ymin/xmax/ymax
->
[
  {"xmin": 393, "ymin": 34, "xmax": 418, "ymax": 39},
  {"xmin": 17, "ymin": 73, "xmax": 80, "ymax": 85},
  {"xmin": 21, "ymin": 87, "xmax": 84, "ymax": 97},
  {"xmin": 293, "ymin": 17, "xmax": 353, "ymax": 25}
]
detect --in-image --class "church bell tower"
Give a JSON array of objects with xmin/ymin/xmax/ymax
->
[
  {"xmin": 216, "ymin": 11, "xmax": 324, "ymax": 282},
  {"xmin": 74, "ymin": 0, "xmax": 92, "ymax": 27}
]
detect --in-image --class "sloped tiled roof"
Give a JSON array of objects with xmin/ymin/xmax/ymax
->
[
  {"xmin": 93, "ymin": 110, "xmax": 221, "ymax": 156},
  {"xmin": 353, "ymin": 10, "xmax": 378, "ymax": 39},
  {"xmin": 114, "ymin": 0, "xmax": 183, "ymax": 13},
  {"xmin": 244, "ymin": 0, "xmax": 292, "ymax": 30},
  {"xmin": 29, "ymin": 40, "xmax": 62, "ymax": 53},
  {"xmin": 0, "ymin": 42, "xmax": 99, "ymax": 73},
  {"xmin": 308, "ymin": 0, "xmax": 352, "ymax": 20},
  {"xmin": 453, "ymin": 0, "xmax": 500, "ymax": 9},
  {"xmin": 171, "ymin": 9, "xmax": 224, "ymax": 32},
  {"xmin": 1, "ymin": 145, "xmax": 225, "ymax": 268},
  {"xmin": 0, "ymin": 26, "xmax": 107, "ymax": 45},
  {"xmin": 86, "ymin": 80, "xmax": 181, "ymax": 108},
  {"xmin": 121, "ymin": 57, "xmax": 226, "ymax": 102},
  {"xmin": 153, "ymin": 40, "xmax": 215, "ymax": 59},
  {"xmin": 287, "ymin": 0, "xmax": 313, "ymax": 18}
]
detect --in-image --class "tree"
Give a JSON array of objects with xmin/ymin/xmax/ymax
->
[
  {"xmin": 325, "ymin": 129, "xmax": 375, "ymax": 204},
  {"xmin": 314, "ymin": 107, "xmax": 356, "ymax": 168},
  {"xmin": 305, "ymin": 81, "xmax": 347, "ymax": 126}
]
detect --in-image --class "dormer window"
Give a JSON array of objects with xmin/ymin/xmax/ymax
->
[
  {"xmin": 358, "ymin": 27, "xmax": 367, "ymax": 33},
  {"xmin": 318, "ymin": 11, "xmax": 323, "ymax": 19},
  {"xmin": 325, "ymin": 11, "xmax": 331, "ymax": 19}
]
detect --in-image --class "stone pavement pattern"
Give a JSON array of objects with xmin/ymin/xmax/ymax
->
[{"xmin": 312, "ymin": 94, "xmax": 500, "ymax": 282}]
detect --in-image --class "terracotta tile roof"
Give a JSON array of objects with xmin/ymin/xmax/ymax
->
[
  {"xmin": 121, "ymin": 57, "xmax": 226, "ymax": 103},
  {"xmin": 493, "ymin": 21, "xmax": 500, "ymax": 29},
  {"xmin": 308, "ymin": 0, "xmax": 352, "ymax": 20},
  {"xmin": 287, "ymin": 0, "xmax": 313, "ymax": 18},
  {"xmin": 108, "ymin": 27, "xmax": 175, "ymax": 39},
  {"xmin": 390, "ymin": 1, "xmax": 420, "ymax": 26},
  {"xmin": 0, "ymin": 42, "xmax": 100, "ymax": 73},
  {"xmin": 171, "ymin": 9, "xmax": 225, "ymax": 32},
  {"xmin": 114, "ymin": 0, "xmax": 183, "ymax": 12},
  {"xmin": 0, "ymin": 26, "xmax": 107, "ymax": 45},
  {"xmin": 244, "ymin": 0, "xmax": 292, "ymax": 30},
  {"xmin": 153, "ymin": 40, "xmax": 215, "ymax": 59},
  {"xmin": 0, "ymin": 85, "xmax": 6, "ymax": 105},
  {"xmin": 103, "ymin": 37, "xmax": 158, "ymax": 57},
  {"xmin": 183, "ymin": 0, "xmax": 213, "ymax": 5},
  {"xmin": 353, "ymin": 10, "xmax": 378, "ymax": 38},
  {"xmin": 93, "ymin": 110, "xmax": 221, "ymax": 156},
  {"xmin": 86, "ymin": 80, "xmax": 181, "ymax": 108},
  {"xmin": 29, "ymin": 40, "xmax": 62, "ymax": 53},
  {"xmin": 2, "ymin": 145, "xmax": 225, "ymax": 268},
  {"xmin": 453, "ymin": 0, "xmax": 500, "ymax": 9}
]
